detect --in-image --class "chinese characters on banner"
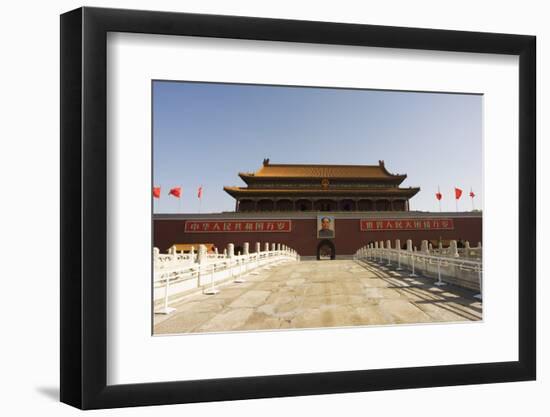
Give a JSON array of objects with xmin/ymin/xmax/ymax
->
[
  {"xmin": 184, "ymin": 220, "xmax": 292, "ymax": 233},
  {"xmin": 360, "ymin": 218, "xmax": 454, "ymax": 231}
]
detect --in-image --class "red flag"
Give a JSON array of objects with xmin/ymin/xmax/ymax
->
[
  {"xmin": 469, "ymin": 190, "xmax": 475, "ymax": 198},
  {"xmin": 455, "ymin": 187, "xmax": 463, "ymax": 200},
  {"xmin": 152, "ymin": 187, "xmax": 161, "ymax": 199},
  {"xmin": 435, "ymin": 192, "xmax": 442, "ymax": 201},
  {"xmin": 168, "ymin": 187, "xmax": 182, "ymax": 198},
  {"xmin": 197, "ymin": 186, "xmax": 203, "ymax": 199}
]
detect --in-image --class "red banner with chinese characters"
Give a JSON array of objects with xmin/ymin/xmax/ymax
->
[
  {"xmin": 185, "ymin": 220, "xmax": 292, "ymax": 233},
  {"xmin": 360, "ymin": 218, "xmax": 454, "ymax": 232}
]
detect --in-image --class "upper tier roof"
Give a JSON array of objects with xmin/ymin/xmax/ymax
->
[{"xmin": 239, "ymin": 159, "xmax": 405, "ymax": 180}]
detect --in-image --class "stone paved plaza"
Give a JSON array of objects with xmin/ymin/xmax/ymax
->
[{"xmin": 153, "ymin": 259, "xmax": 482, "ymax": 335}]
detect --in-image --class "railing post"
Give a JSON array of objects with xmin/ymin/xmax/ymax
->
[
  {"xmin": 450, "ymin": 240, "xmax": 459, "ymax": 257},
  {"xmin": 227, "ymin": 243, "xmax": 237, "ymax": 283},
  {"xmin": 249, "ymin": 242, "xmax": 263, "ymax": 276},
  {"xmin": 410, "ymin": 246, "xmax": 417, "ymax": 277},
  {"xmin": 474, "ymin": 264, "xmax": 483, "ymax": 300},
  {"xmin": 386, "ymin": 240, "xmax": 392, "ymax": 266},
  {"xmin": 197, "ymin": 244, "xmax": 205, "ymax": 284},
  {"xmin": 395, "ymin": 239, "xmax": 401, "ymax": 270},
  {"xmin": 242, "ymin": 242, "xmax": 250, "ymax": 275},
  {"xmin": 202, "ymin": 244, "xmax": 219, "ymax": 295},
  {"xmin": 255, "ymin": 242, "xmax": 261, "ymax": 269},
  {"xmin": 156, "ymin": 270, "xmax": 176, "ymax": 315},
  {"xmin": 464, "ymin": 241, "xmax": 471, "ymax": 258},
  {"xmin": 421, "ymin": 240, "xmax": 429, "ymax": 255},
  {"xmin": 235, "ymin": 248, "xmax": 246, "ymax": 284},
  {"xmin": 434, "ymin": 257, "xmax": 446, "ymax": 286}
]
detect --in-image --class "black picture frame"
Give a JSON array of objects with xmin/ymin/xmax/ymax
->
[{"xmin": 60, "ymin": 6, "xmax": 536, "ymax": 410}]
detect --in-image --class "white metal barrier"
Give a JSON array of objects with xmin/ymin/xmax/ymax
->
[
  {"xmin": 154, "ymin": 243, "xmax": 300, "ymax": 314},
  {"xmin": 354, "ymin": 239, "xmax": 482, "ymax": 297}
]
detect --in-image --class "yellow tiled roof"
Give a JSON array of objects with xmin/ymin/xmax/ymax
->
[{"xmin": 240, "ymin": 161, "xmax": 403, "ymax": 179}]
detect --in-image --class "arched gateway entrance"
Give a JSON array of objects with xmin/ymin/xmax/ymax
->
[{"xmin": 317, "ymin": 240, "xmax": 336, "ymax": 260}]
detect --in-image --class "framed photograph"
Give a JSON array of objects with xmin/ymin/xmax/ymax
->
[
  {"xmin": 60, "ymin": 6, "xmax": 536, "ymax": 409},
  {"xmin": 317, "ymin": 215, "xmax": 336, "ymax": 240}
]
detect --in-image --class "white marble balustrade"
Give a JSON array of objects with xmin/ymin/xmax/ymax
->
[{"xmin": 354, "ymin": 239, "xmax": 482, "ymax": 296}]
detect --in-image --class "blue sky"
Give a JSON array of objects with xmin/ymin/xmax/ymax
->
[{"xmin": 153, "ymin": 81, "xmax": 482, "ymax": 214}]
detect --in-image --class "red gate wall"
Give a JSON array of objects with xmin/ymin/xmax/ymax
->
[{"xmin": 154, "ymin": 215, "xmax": 482, "ymax": 257}]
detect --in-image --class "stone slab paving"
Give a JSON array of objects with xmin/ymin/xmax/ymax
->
[{"xmin": 153, "ymin": 259, "xmax": 482, "ymax": 335}]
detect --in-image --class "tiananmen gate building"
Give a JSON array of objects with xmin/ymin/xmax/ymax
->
[{"xmin": 224, "ymin": 159, "xmax": 419, "ymax": 212}]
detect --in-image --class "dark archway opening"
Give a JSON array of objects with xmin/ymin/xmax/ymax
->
[{"xmin": 317, "ymin": 239, "xmax": 336, "ymax": 260}]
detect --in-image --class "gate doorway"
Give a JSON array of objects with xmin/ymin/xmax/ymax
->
[{"xmin": 317, "ymin": 240, "xmax": 336, "ymax": 260}]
